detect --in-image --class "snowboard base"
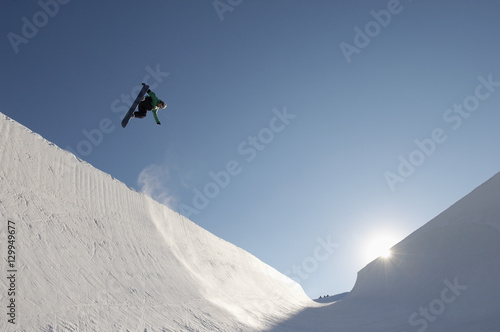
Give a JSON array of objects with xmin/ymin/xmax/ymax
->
[{"xmin": 121, "ymin": 84, "xmax": 150, "ymax": 128}]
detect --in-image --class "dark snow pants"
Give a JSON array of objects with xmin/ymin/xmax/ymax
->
[{"xmin": 134, "ymin": 97, "xmax": 153, "ymax": 118}]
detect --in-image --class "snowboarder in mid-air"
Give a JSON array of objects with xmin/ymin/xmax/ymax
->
[
  {"xmin": 121, "ymin": 83, "xmax": 167, "ymax": 128},
  {"xmin": 132, "ymin": 83, "xmax": 166, "ymax": 125}
]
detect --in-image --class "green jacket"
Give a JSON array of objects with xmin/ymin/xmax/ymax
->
[{"xmin": 148, "ymin": 91, "xmax": 162, "ymax": 124}]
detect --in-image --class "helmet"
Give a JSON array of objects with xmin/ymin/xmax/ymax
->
[{"xmin": 158, "ymin": 100, "xmax": 167, "ymax": 109}]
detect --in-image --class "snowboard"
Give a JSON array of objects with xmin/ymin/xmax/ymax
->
[{"xmin": 121, "ymin": 84, "xmax": 150, "ymax": 128}]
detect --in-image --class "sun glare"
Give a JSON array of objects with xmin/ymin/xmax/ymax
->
[
  {"xmin": 380, "ymin": 248, "xmax": 392, "ymax": 259},
  {"xmin": 363, "ymin": 233, "xmax": 399, "ymax": 263}
]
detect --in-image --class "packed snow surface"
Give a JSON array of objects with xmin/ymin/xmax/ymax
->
[{"xmin": 1, "ymin": 113, "xmax": 500, "ymax": 331}]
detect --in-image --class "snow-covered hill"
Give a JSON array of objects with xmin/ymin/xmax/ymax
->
[
  {"xmin": 0, "ymin": 114, "xmax": 315, "ymax": 331},
  {"xmin": 344, "ymin": 170, "xmax": 500, "ymax": 332},
  {"xmin": 269, "ymin": 174, "xmax": 500, "ymax": 332},
  {"xmin": 1, "ymin": 112, "xmax": 500, "ymax": 332}
]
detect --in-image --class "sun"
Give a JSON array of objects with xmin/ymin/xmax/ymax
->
[
  {"xmin": 363, "ymin": 233, "xmax": 399, "ymax": 263},
  {"xmin": 379, "ymin": 247, "xmax": 392, "ymax": 259}
]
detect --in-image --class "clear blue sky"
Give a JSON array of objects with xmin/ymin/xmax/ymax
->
[{"xmin": 2, "ymin": 0, "xmax": 500, "ymax": 298}]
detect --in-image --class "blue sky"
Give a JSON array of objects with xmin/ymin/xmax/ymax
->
[{"xmin": 2, "ymin": 0, "xmax": 500, "ymax": 298}]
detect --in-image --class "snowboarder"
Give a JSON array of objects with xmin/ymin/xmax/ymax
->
[{"xmin": 132, "ymin": 83, "xmax": 166, "ymax": 125}]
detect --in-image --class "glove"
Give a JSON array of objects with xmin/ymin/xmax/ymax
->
[{"xmin": 157, "ymin": 122, "xmax": 161, "ymax": 125}]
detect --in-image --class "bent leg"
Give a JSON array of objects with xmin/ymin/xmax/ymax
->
[
  {"xmin": 134, "ymin": 101, "xmax": 149, "ymax": 118},
  {"xmin": 133, "ymin": 110, "xmax": 147, "ymax": 118}
]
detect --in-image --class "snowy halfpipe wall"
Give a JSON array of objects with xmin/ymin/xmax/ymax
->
[{"xmin": 0, "ymin": 113, "xmax": 313, "ymax": 331}]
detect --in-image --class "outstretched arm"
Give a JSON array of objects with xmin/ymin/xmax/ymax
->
[
  {"xmin": 152, "ymin": 109, "xmax": 161, "ymax": 125},
  {"xmin": 144, "ymin": 85, "xmax": 161, "ymax": 124}
]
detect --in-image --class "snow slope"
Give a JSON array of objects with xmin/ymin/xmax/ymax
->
[
  {"xmin": 267, "ymin": 174, "xmax": 500, "ymax": 331},
  {"xmin": 344, "ymin": 171, "xmax": 500, "ymax": 332},
  {"xmin": 0, "ymin": 113, "xmax": 315, "ymax": 331},
  {"xmin": 1, "ymin": 112, "xmax": 500, "ymax": 332}
]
